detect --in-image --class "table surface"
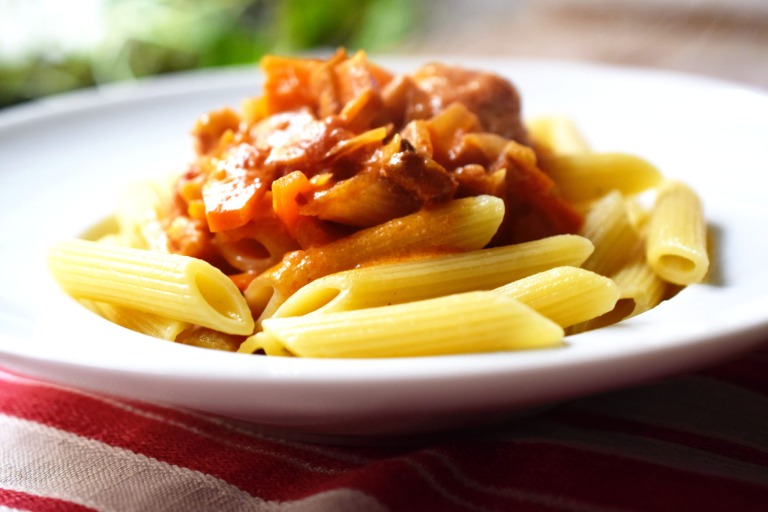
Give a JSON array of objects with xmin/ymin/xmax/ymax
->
[{"xmin": 399, "ymin": 0, "xmax": 768, "ymax": 90}]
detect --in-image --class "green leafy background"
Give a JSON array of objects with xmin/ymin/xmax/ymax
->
[{"xmin": 0, "ymin": 0, "xmax": 416, "ymax": 109}]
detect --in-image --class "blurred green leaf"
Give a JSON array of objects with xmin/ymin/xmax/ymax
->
[
  {"xmin": 0, "ymin": 0, "xmax": 414, "ymax": 109},
  {"xmin": 274, "ymin": 0, "xmax": 367, "ymax": 49},
  {"xmin": 351, "ymin": 0, "xmax": 418, "ymax": 51}
]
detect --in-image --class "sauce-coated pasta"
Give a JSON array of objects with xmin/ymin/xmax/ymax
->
[{"xmin": 48, "ymin": 51, "xmax": 710, "ymax": 357}]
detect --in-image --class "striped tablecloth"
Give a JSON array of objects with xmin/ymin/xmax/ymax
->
[{"xmin": 1, "ymin": 343, "xmax": 767, "ymax": 512}]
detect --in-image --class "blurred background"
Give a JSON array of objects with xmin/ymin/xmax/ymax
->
[{"xmin": 1, "ymin": 0, "xmax": 767, "ymax": 109}]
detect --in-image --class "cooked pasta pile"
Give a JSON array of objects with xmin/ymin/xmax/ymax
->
[{"xmin": 48, "ymin": 50, "xmax": 710, "ymax": 357}]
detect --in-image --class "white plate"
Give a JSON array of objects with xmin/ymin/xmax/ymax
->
[{"xmin": 2, "ymin": 57, "xmax": 768, "ymax": 442}]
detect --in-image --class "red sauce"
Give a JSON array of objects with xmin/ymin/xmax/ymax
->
[{"xmin": 162, "ymin": 49, "xmax": 583, "ymax": 288}]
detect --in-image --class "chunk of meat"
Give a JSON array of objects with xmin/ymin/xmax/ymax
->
[
  {"xmin": 491, "ymin": 142, "xmax": 582, "ymax": 245},
  {"xmin": 410, "ymin": 63, "xmax": 529, "ymax": 143},
  {"xmin": 382, "ymin": 139, "xmax": 457, "ymax": 204}
]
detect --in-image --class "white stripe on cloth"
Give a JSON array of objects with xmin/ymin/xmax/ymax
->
[
  {"xmin": 0, "ymin": 506, "xmax": 29, "ymax": 512},
  {"xmin": 0, "ymin": 372, "xmax": 348, "ymax": 475},
  {"xmin": 0, "ymin": 371, "xmax": 374, "ymax": 469},
  {"xmin": 0, "ymin": 414, "xmax": 388, "ymax": 512}
]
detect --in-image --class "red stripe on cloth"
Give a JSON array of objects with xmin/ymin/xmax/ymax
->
[
  {"xmin": 0, "ymin": 371, "xmax": 612, "ymax": 512},
  {"xmin": 0, "ymin": 370, "xmax": 397, "ymax": 502},
  {"xmin": 0, "ymin": 488, "xmax": 96, "ymax": 512},
  {"xmin": 2, "ymin": 339, "xmax": 768, "ymax": 512},
  {"xmin": 281, "ymin": 454, "xmax": 520, "ymax": 512},
  {"xmin": 550, "ymin": 407, "xmax": 768, "ymax": 467},
  {"xmin": 377, "ymin": 440, "xmax": 768, "ymax": 512},
  {"xmin": 0, "ymin": 369, "xmax": 401, "ymax": 464},
  {"xmin": 0, "ymin": 369, "xmax": 376, "ymax": 464},
  {"xmin": 290, "ymin": 437, "xmax": 768, "ymax": 512}
]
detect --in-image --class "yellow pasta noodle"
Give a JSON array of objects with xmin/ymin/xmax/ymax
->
[
  {"xmin": 612, "ymin": 252, "xmax": 668, "ymax": 317},
  {"xmin": 544, "ymin": 153, "xmax": 663, "ymax": 203},
  {"xmin": 212, "ymin": 216, "xmax": 300, "ymax": 274},
  {"xmin": 257, "ymin": 291, "xmax": 564, "ymax": 358},
  {"xmin": 245, "ymin": 195, "xmax": 506, "ymax": 321},
  {"xmin": 45, "ymin": 52, "xmax": 713, "ymax": 359},
  {"xmin": 48, "ymin": 239, "xmax": 254, "ymax": 335},
  {"xmin": 175, "ymin": 327, "xmax": 245, "ymax": 352},
  {"xmin": 578, "ymin": 190, "xmax": 642, "ymax": 277},
  {"xmin": 83, "ymin": 300, "xmax": 189, "ymax": 341},
  {"xmin": 238, "ymin": 331, "xmax": 295, "ymax": 356},
  {"xmin": 569, "ymin": 245, "xmax": 668, "ymax": 333},
  {"xmin": 116, "ymin": 180, "xmax": 173, "ymax": 252},
  {"xmin": 645, "ymin": 180, "xmax": 709, "ymax": 285},
  {"xmin": 271, "ymin": 234, "xmax": 594, "ymax": 318},
  {"xmin": 526, "ymin": 116, "xmax": 591, "ymax": 155},
  {"xmin": 494, "ymin": 266, "xmax": 620, "ymax": 328}
]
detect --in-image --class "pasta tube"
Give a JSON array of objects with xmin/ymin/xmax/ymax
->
[
  {"xmin": 212, "ymin": 216, "xmax": 299, "ymax": 274},
  {"xmin": 645, "ymin": 181, "xmax": 709, "ymax": 285},
  {"xmin": 245, "ymin": 195, "xmax": 506, "ymax": 320},
  {"xmin": 526, "ymin": 116, "xmax": 591, "ymax": 155},
  {"xmin": 82, "ymin": 300, "xmax": 190, "ymax": 341},
  {"xmin": 48, "ymin": 239, "xmax": 254, "ymax": 335},
  {"xmin": 175, "ymin": 327, "xmax": 244, "ymax": 352},
  {"xmin": 494, "ymin": 266, "xmax": 620, "ymax": 328},
  {"xmin": 116, "ymin": 179, "xmax": 173, "ymax": 252},
  {"xmin": 272, "ymin": 234, "xmax": 594, "ymax": 318},
  {"xmin": 579, "ymin": 190, "xmax": 641, "ymax": 277},
  {"xmin": 544, "ymin": 153, "xmax": 663, "ymax": 203},
  {"xmin": 238, "ymin": 331, "xmax": 294, "ymax": 356},
  {"xmin": 257, "ymin": 291, "xmax": 564, "ymax": 358},
  {"xmin": 612, "ymin": 251, "xmax": 667, "ymax": 318},
  {"xmin": 568, "ymin": 245, "xmax": 668, "ymax": 333}
]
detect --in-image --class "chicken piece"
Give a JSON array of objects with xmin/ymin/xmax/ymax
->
[
  {"xmin": 410, "ymin": 63, "xmax": 529, "ymax": 143},
  {"xmin": 382, "ymin": 139, "xmax": 457, "ymax": 204}
]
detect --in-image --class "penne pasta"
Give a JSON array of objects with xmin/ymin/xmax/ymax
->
[
  {"xmin": 257, "ymin": 291, "xmax": 564, "ymax": 358},
  {"xmin": 611, "ymin": 251, "xmax": 667, "ymax": 318},
  {"xmin": 567, "ymin": 298, "xmax": 636, "ymax": 335},
  {"xmin": 238, "ymin": 331, "xmax": 294, "ymax": 356},
  {"xmin": 624, "ymin": 195, "xmax": 651, "ymax": 232},
  {"xmin": 568, "ymin": 245, "xmax": 667, "ymax": 333},
  {"xmin": 175, "ymin": 326, "xmax": 244, "ymax": 352},
  {"xmin": 116, "ymin": 179, "xmax": 173, "ymax": 252},
  {"xmin": 579, "ymin": 190, "xmax": 642, "ymax": 277},
  {"xmin": 271, "ymin": 234, "xmax": 594, "ymax": 318},
  {"xmin": 645, "ymin": 181, "xmax": 709, "ymax": 285},
  {"xmin": 526, "ymin": 116, "xmax": 591, "ymax": 156},
  {"xmin": 48, "ymin": 239, "xmax": 254, "ymax": 335},
  {"xmin": 494, "ymin": 266, "xmax": 620, "ymax": 328},
  {"xmin": 212, "ymin": 216, "xmax": 300, "ymax": 274},
  {"xmin": 82, "ymin": 300, "xmax": 190, "ymax": 341},
  {"xmin": 245, "ymin": 195, "xmax": 506, "ymax": 320},
  {"xmin": 543, "ymin": 153, "xmax": 663, "ymax": 203},
  {"xmin": 45, "ymin": 52, "xmax": 712, "ymax": 359}
]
